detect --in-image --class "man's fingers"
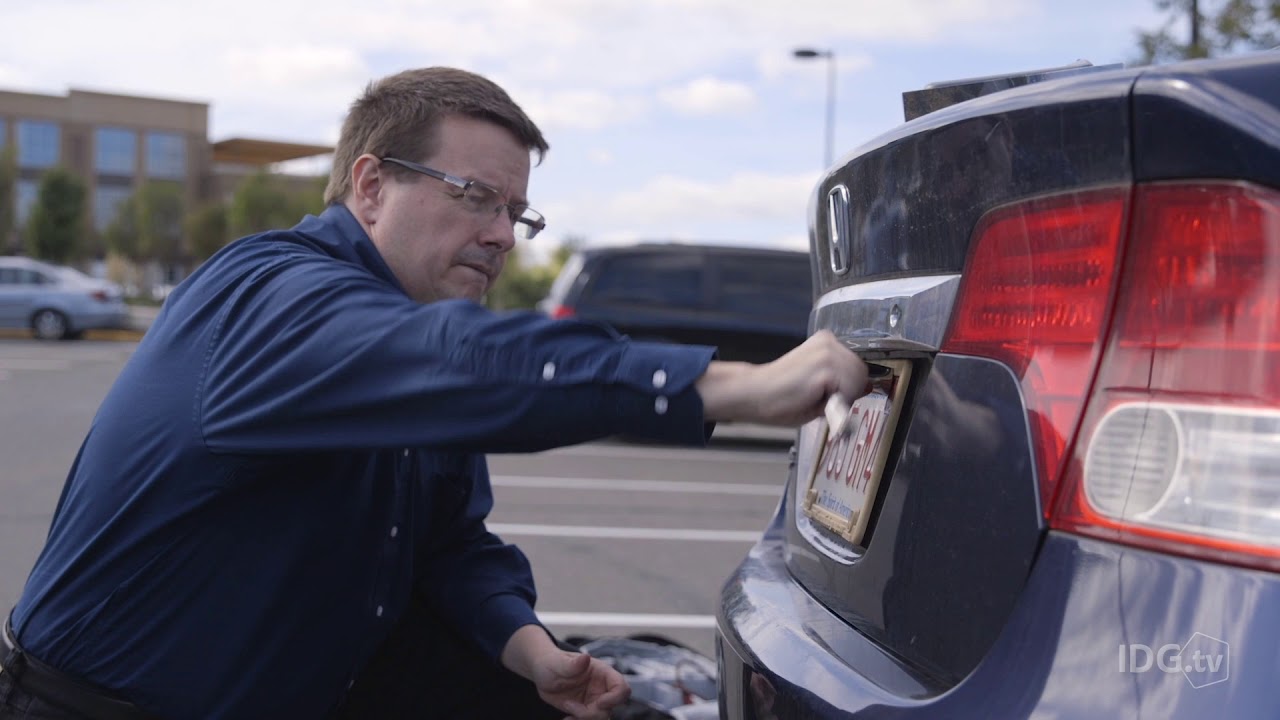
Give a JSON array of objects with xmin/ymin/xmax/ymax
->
[
  {"xmin": 596, "ymin": 683, "xmax": 630, "ymax": 708},
  {"xmin": 556, "ymin": 651, "xmax": 592, "ymax": 680},
  {"xmin": 824, "ymin": 345, "xmax": 868, "ymax": 403},
  {"xmin": 806, "ymin": 331, "xmax": 865, "ymax": 395}
]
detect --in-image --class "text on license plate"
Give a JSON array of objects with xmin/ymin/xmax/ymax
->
[{"xmin": 802, "ymin": 359, "xmax": 912, "ymax": 546}]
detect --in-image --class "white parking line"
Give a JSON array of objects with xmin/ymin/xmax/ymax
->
[
  {"xmin": 491, "ymin": 475, "xmax": 781, "ymax": 496},
  {"xmin": 539, "ymin": 612, "xmax": 717, "ymax": 629},
  {"xmin": 489, "ymin": 523, "xmax": 761, "ymax": 543},
  {"xmin": 0, "ymin": 359, "xmax": 72, "ymax": 371}
]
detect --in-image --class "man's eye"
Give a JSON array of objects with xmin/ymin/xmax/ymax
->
[{"xmin": 463, "ymin": 185, "xmax": 499, "ymax": 210}]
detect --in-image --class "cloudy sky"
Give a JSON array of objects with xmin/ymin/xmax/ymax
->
[{"xmin": 1, "ymin": 0, "xmax": 1171, "ymax": 262}]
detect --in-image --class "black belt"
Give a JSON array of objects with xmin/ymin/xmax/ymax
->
[{"xmin": 2, "ymin": 618, "xmax": 157, "ymax": 720}]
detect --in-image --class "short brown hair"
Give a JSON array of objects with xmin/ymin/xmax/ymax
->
[{"xmin": 324, "ymin": 67, "xmax": 549, "ymax": 205}]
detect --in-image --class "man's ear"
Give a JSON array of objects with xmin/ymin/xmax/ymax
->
[{"xmin": 349, "ymin": 154, "xmax": 385, "ymax": 225}]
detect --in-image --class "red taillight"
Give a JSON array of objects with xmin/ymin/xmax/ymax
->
[
  {"xmin": 90, "ymin": 290, "xmax": 110, "ymax": 303},
  {"xmin": 941, "ymin": 188, "xmax": 1130, "ymax": 511},
  {"xmin": 550, "ymin": 304, "xmax": 575, "ymax": 320},
  {"xmin": 944, "ymin": 181, "xmax": 1280, "ymax": 570},
  {"xmin": 1052, "ymin": 182, "xmax": 1280, "ymax": 572}
]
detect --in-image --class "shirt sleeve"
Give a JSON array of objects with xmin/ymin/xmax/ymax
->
[
  {"xmin": 198, "ymin": 250, "xmax": 717, "ymax": 454},
  {"xmin": 417, "ymin": 458, "xmax": 542, "ymax": 662}
]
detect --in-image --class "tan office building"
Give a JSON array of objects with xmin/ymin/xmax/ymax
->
[{"xmin": 0, "ymin": 86, "xmax": 332, "ymax": 263}]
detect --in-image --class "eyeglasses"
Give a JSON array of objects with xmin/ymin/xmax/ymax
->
[{"xmin": 380, "ymin": 157, "xmax": 546, "ymax": 240}]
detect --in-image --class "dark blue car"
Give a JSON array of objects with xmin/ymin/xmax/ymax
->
[{"xmin": 716, "ymin": 51, "xmax": 1280, "ymax": 718}]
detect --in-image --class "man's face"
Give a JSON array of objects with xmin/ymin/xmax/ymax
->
[{"xmin": 361, "ymin": 115, "xmax": 532, "ymax": 303}]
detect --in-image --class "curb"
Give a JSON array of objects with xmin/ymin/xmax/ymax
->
[{"xmin": 0, "ymin": 329, "xmax": 146, "ymax": 343}]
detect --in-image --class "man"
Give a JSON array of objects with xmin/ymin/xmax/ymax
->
[{"xmin": 0, "ymin": 67, "xmax": 868, "ymax": 719}]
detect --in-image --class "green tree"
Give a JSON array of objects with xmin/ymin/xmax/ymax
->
[
  {"xmin": 229, "ymin": 171, "xmax": 324, "ymax": 237},
  {"xmin": 485, "ymin": 236, "xmax": 584, "ymax": 311},
  {"xmin": 136, "ymin": 182, "xmax": 185, "ymax": 264},
  {"xmin": 187, "ymin": 203, "xmax": 230, "ymax": 261},
  {"xmin": 1138, "ymin": 0, "xmax": 1280, "ymax": 64},
  {"xmin": 104, "ymin": 182, "xmax": 186, "ymax": 264},
  {"xmin": 26, "ymin": 168, "xmax": 87, "ymax": 264},
  {"xmin": 0, "ymin": 147, "xmax": 15, "ymax": 251},
  {"xmin": 104, "ymin": 193, "xmax": 142, "ymax": 260},
  {"xmin": 485, "ymin": 247, "xmax": 555, "ymax": 310}
]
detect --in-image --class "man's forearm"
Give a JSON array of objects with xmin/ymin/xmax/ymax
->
[
  {"xmin": 500, "ymin": 623, "xmax": 561, "ymax": 682},
  {"xmin": 694, "ymin": 361, "xmax": 756, "ymax": 422}
]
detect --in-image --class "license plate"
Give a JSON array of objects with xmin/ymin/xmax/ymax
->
[{"xmin": 802, "ymin": 359, "xmax": 912, "ymax": 545}]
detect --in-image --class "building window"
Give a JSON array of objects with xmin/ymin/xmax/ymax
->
[
  {"xmin": 17, "ymin": 121, "xmax": 60, "ymax": 169},
  {"xmin": 95, "ymin": 184, "xmax": 134, "ymax": 232},
  {"xmin": 146, "ymin": 132, "xmax": 186, "ymax": 179},
  {"xmin": 95, "ymin": 128, "xmax": 137, "ymax": 175},
  {"xmin": 16, "ymin": 179, "xmax": 40, "ymax": 226}
]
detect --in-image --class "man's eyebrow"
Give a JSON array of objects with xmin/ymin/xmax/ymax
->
[
  {"xmin": 492, "ymin": 182, "xmax": 529, "ymax": 207},
  {"xmin": 471, "ymin": 175, "xmax": 527, "ymax": 206}
]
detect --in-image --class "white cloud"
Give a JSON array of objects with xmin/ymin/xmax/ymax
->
[
  {"xmin": 0, "ymin": 64, "xmax": 36, "ymax": 90},
  {"xmin": 519, "ymin": 90, "xmax": 650, "ymax": 131},
  {"xmin": 589, "ymin": 149, "xmax": 615, "ymax": 165},
  {"xmin": 0, "ymin": 0, "xmax": 1033, "ymax": 141},
  {"xmin": 538, "ymin": 170, "xmax": 818, "ymax": 251},
  {"xmin": 606, "ymin": 171, "xmax": 819, "ymax": 223},
  {"xmin": 658, "ymin": 77, "xmax": 756, "ymax": 116},
  {"xmin": 222, "ymin": 45, "xmax": 367, "ymax": 91}
]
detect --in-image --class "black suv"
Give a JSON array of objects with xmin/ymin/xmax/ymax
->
[{"xmin": 539, "ymin": 243, "xmax": 812, "ymax": 364}]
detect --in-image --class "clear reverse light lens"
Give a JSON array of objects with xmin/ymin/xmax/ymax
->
[
  {"xmin": 1085, "ymin": 403, "xmax": 1280, "ymax": 548},
  {"xmin": 1085, "ymin": 405, "xmax": 1179, "ymax": 517}
]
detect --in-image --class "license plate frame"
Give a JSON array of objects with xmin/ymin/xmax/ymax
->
[{"xmin": 802, "ymin": 359, "xmax": 913, "ymax": 546}]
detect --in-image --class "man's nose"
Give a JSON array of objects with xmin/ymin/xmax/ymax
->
[{"xmin": 479, "ymin": 210, "xmax": 517, "ymax": 252}]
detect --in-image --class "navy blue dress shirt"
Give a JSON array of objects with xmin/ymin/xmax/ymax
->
[{"xmin": 10, "ymin": 205, "xmax": 716, "ymax": 719}]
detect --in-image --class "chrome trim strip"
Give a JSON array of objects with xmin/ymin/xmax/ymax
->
[
  {"xmin": 814, "ymin": 274, "xmax": 958, "ymax": 309},
  {"xmin": 810, "ymin": 274, "xmax": 962, "ymax": 351}
]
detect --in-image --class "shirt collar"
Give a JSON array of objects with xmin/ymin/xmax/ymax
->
[{"xmin": 292, "ymin": 204, "xmax": 407, "ymax": 294}]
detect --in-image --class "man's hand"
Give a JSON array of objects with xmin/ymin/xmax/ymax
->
[
  {"xmin": 530, "ymin": 650, "xmax": 629, "ymax": 720},
  {"xmin": 501, "ymin": 624, "xmax": 630, "ymax": 719},
  {"xmin": 696, "ymin": 330, "xmax": 869, "ymax": 427}
]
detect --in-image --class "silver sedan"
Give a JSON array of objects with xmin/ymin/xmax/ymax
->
[{"xmin": 0, "ymin": 257, "xmax": 131, "ymax": 340}]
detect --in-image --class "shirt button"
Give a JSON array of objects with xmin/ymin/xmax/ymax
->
[
  {"xmin": 376, "ymin": 605, "xmax": 384, "ymax": 617},
  {"xmin": 652, "ymin": 369, "xmax": 667, "ymax": 389},
  {"xmin": 390, "ymin": 526, "xmax": 399, "ymax": 538},
  {"xmin": 542, "ymin": 362, "xmax": 556, "ymax": 381},
  {"xmin": 655, "ymin": 396, "xmax": 669, "ymax": 415}
]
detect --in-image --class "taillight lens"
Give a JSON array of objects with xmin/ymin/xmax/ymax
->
[
  {"xmin": 550, "ymin": 304, "xmax": 575, "ymax": 320},
  {"xmin": 1053, "ymin": 182, "xmax": 1280, "ymax": 571},
  {"xmin": 941, "ymin": 188, "xmax": 1130, "ymax": 511},
  {"xmin": 90, "ymin": 290, "xmax": 110, "ymax": 303}
]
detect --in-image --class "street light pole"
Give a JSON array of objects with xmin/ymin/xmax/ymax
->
[{"xmin": 793, "ymin": 47, "xmax": 836, "ymax": 169}]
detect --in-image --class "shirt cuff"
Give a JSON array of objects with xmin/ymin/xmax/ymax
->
[
  {"xmin": 471, "ymin": 592, "xmax": 543, "ymax": 662},
  {"xmin": 612, "ymin": 341, "xmax": 717, "ymax": 444}
]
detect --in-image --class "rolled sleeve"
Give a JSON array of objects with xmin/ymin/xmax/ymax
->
[{"xmin": 470, "ymin": 593, "xmax": 544, "ymax": 662}]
